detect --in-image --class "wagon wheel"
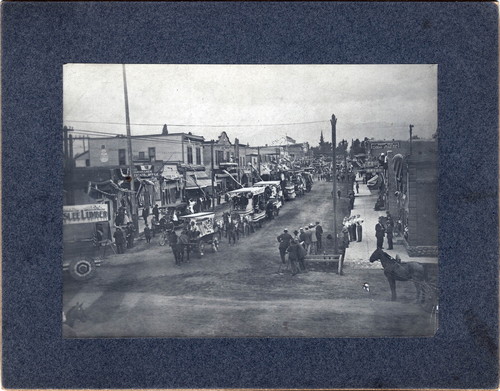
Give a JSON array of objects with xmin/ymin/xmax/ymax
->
[
  {"xmin": 68, "ymin": 258, "xmax": 96, "ymax": 281},
  {"xmin": 158, "ymin": 234, "xmax": 167, "ymax": 246},
  {"xmin": 420, "ymin": 282, "xmax": 439, "ymax": 313}
]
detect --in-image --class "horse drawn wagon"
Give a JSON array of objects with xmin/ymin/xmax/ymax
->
[
  {"xmin": 179, "ymin": 211, "xmax": 219, "ymax": 256},
  {"xmin": 291, "ymin": 172, "xmax": 307, "ymax": 196},
  {"xmin": 253, "ymin": 180, "xmax": 283, "ymax": 216},
  {"xmin": 283, "ymin": 181, "xmax": 296, "ymax": 200},
  {"xmin": 63, "ymin": 203, "xmax": 112, "ymax": 281},
  {"xmin": 226, "ymin": 186, "xmax": 268, "ymax": 227}
]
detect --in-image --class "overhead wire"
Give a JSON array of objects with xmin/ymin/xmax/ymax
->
[{"xmin": 64, "ymin": 119, "xmax": 329, "ymax": 128}]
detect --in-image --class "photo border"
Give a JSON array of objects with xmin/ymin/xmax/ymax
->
[{"xmin": 2, "ymin": 2, "xmax": 498, "ymax": 388}]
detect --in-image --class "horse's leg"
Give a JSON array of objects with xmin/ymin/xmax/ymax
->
[
  {"xmin": 386, "ymin": 274, "xmax": 397, "ymax": 301},
  {"xmin": 414, "ymin": 281, "xmax": 422, "ymax": 303}
]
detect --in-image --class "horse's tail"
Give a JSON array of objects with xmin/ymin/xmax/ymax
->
[{"xmin": 422, "ymin": 263, "xmax": 429, "ymax": 281}]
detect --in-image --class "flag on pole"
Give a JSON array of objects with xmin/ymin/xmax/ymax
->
[{"xmin": 286, "ymin": 135, "xmax": 296, "ymax": 144}]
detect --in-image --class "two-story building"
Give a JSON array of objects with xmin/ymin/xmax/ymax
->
[
  {"xmin": 385, "ymin": 139, "xmax": 438, "ymax": 257},
  {"xmin": 69, "ymin": 129, "xmax": 209, "ymax": 221}
]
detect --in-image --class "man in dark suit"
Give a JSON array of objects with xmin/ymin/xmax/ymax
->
[
  {"xmin": 152, "ymin": 204, "xmax": 160, "ymax": 220},
  {"xmin": 277, "ymin": 229, "xmax": 293, "ymax": 266},
  {"xmin": 315, "ymin": 222, "xmax": 323, "ymax": 251},
  {"xmin": 386, "ymin": 214, "xmax": 394, "ymax": 250},
  {"xmin": 375, "ymin": 217, "xmax": 386, "ymax": 249},
  {"xmin": 113, "ymin": 228, "xmax": 126, "ymax": 254}
]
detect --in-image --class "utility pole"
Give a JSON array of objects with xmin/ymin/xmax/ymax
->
[
  {"xmin": 63, "ymin": 126, "xmax": 70, "ymax": 168},
  {"xmin": 409, "ymin": 124, "xmax": 414, "ymax": 156},
  {"xmin": 211, "ymin": 140, "xmax": 215, "ymax": 211},
  {"xmin": 331, "ymin": 114, "xmax": 339, "ymax": 254},
  {"xmin": 343, "ymin": 140, "xmax": 347, "ymax": 171},
  {"xmin": 257, "ymin": 146, "xmax": 261, "ymax": 176},
  {"xmin": 122, "ymin": 64, "xmax": 139, "ymax": 232}
]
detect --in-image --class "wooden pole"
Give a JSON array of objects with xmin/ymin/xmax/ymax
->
[
  {"xmin": 211, "ymin": 140, "xmax": 215, "ymax": 211},
  {"xmin": 409, "ymin": 124, "xmax": 414, "ymax": 156},
  {"xmin": 122, "ymin": 64, "xmax": 138, "ymax": 232},
  {"xmin": 257, "ymin": 146, "xmax": 261, "ymax": 176},
  {"xmin": 331, "ymin": 114, "xmax": 339, "ymax": 254}
]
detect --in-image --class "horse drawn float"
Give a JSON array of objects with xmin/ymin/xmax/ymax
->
[
  {"xmin": 179, "ymin": 211, "xmax": 219, "ymax": 256},
  {"xmin": 253, "ymin": 180, "xmax": 283, "ymax": 216},
  {"xmin": 283, "ymin": 181, "xmax": 296, "ymax": 200},
  {"xmin": 226, "ymin": 186, "xmax": 268, "ymax": 227}
]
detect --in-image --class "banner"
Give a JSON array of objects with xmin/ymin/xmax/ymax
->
[
  {"xmin": 370, "ymin": 142, "xmax": 401, "ymax": 150},
  {"xmin": 63, "ymin": 204, "xmax": 109, "ymax": 225},
  {"xmin": 135, "ymin": 164, "xmax": 154, "ymax": 178}
]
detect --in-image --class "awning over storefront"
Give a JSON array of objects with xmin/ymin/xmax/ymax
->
[
  {"xmin": 161, "ymin": 164, "xmax": 182, "ymax": 180},
  {"xmin": 185, "ymin": 176, "xmax": 212, "ymax": 190}
]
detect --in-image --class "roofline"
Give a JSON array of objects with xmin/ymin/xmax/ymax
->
[
  {"xmin": 85, "ymin": 133, "xmax": 205, "ymax": 141},
  {"xmin": 74, "ymin": 150, "xmax": 90, "ymax": 159}
]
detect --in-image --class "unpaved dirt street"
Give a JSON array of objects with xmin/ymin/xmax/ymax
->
[{"xmin": 64, "ymin": 181, "xmax": 436, "ymax": 338}]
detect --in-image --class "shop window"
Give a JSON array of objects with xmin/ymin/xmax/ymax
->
[
  {"xmin": 148, "ymin": 147, "xmax": 156, "ymax": 162},
  {"xmin": 196, "ymin": 148, "xmax": 201, "ymax": 165},
  {"xmin": 216, "ymin": 150, "xmax": 223, "ymax": 165},
  {"xmin": 118, "ymin": 149, "xmax": 126, "ymax": 165},
  {"xmin": 187, "ymin": 146, "xmax": 193, "ymax": 164}
]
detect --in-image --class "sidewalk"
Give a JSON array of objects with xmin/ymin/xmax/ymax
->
[{"xmin": 343, "ymin": 181, "xmax": 437, "ymax": 269}]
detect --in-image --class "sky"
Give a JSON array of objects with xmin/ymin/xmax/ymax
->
[{"xmin": 63, "ymin": 64, "xmax": 437, "ymax": 148}]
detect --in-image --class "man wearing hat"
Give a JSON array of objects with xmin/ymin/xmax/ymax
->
[
  {"xmin": 309, "ymin": 224, "xmax": 318, "ymax": 255},
  {"xmin": 385, "ymin": 211, "xmax": 394, "ymax": 250},
  {"xmin": 375, "ymin": 216, "xmax": 386, "ymax": 249},
  {"xmin": 125, "ymin": 222, "xmax": 135, "ymax": 249},
  {"xmin": 113, "ymin": 227, "xmax": 126, "ymax": 254},
  {"xmin": 315, "ymin": 222, "xmax": 323, "ymax": 251},
  {"xmin": 277, "ymin": 229, "xmax": 293, "ymax": 267}
]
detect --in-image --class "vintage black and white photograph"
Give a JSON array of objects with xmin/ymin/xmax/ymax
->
[{"xmin": 63, "ymin": 64, "xmax": 438, "ymax": 338}]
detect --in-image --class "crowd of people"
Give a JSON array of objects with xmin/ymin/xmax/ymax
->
[{"xmin": 276, "ymin": 222, "xmax": 323, "ymax": 275}]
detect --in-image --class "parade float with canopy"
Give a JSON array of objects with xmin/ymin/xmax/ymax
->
[
  {"xmin": 226, "ymin": 186, "xmax": 268, "ymax": 224},
  {"xmin": 290, "ymin": 171, "xmax": 307, "ymax": 197},
  {"xmin": 179, "ymin": 211, "xmax": 218, "ymax": 256},
  {"xmin": 253, "ymin": 180, "xmax": 283, "ymax": 215},
  {"xmin": 302, "ymin": 171, "xmax": 314, "ymax": 192}
]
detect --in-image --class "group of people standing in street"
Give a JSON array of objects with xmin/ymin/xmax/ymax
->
[
  {"xmin": 276, "ymin": 222, "xmax": 323, "ymax": 275},
  {"xmin": 112, "ymin": 222, "xmax": 136, "ymax": 254},
  {"xmin": 341, "ymin": 215, "xmax": 364, "ymax": 248},
  {"xmin": 165, "ymin": 222, "xmax": 201, "ymax": 265},
  {"xmin": 375, "ymin": 211, "xmax": 395, "ymax": 250},
  {"xmin": 187, "ymin": 196, "xmax": 212, "ymax": 214}
]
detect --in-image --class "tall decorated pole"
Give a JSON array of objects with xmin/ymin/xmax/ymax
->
[
  {"xmin": 122, "ymin": 64, "xmax": 139, "ymax": 232},
  {"xmin": 331, "ymin": 114, "xmax": 339, "ymax": 253},
  {"xmin": 211, "ymin": 140, "xmax": 215, "ymax": 211}
]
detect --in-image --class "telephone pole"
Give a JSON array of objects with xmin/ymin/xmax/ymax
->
[
  {"xmin": 211, "ymin": 140, "xmax": 215, "ymax": 211},
  {"xmin": 122, "ymin": 64, "xmax": 138, "ymax": 232},
  {"xmin": 409, "ymin": 124, "xmax": 414, "ymax": 156},
  {"xmin": 331, "ymin": 114, "xmax": 339, "ymax": 253},
  {"xmin": 257, "ymin": 146, "xmax": 261, "ymax": 176}
]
